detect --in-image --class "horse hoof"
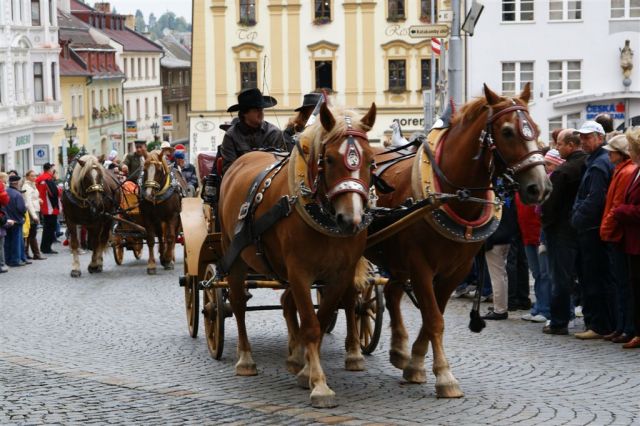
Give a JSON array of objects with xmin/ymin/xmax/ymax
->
[
  {"xmin": 147, "ymin": 268, "xmax": 156, "ymax": 275},
  {"xmin": 235, "ymin": 362, "xmax": 258, "ymax": 376},
  {"xmin": 286, "ymin": 359, "xmax": 303, "ymax": 375},
  {"xmin": 389, "ymin": 349, "xmax": 410, "ymax": 370},
  {"xmin": 436, "ymin": 383, "xmax": 464, "ymax": 399},
  {"xmin": 403, "ymin": 366, "xmax": 427, "ymax": 384},
  {"xmin": 310, "ymin": 387, "xmax": 337, "ymax": 408},
  {"xmin": 163, "ymin": 262, "xmax": 174, "ymax": 270},
  {"xmin": 70, "ymin": 270, "xmax": 81, "ymax": 278},
  {"xmin": 88, "ymin": 265, "xmax": 103, "ymax": 274},
  {"xmin": 296, "ymin": 370, "xmax": 310, "ymax": 389},
  {"xmin": 345, "ymin": 355, "xmax": 365, "ymax": 372}
]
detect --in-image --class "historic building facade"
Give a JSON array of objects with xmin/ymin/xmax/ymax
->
[
  {"xmin": 190, "ymin": 0, "xmax": 447, "ymax": 157},
  {"xmin": 0, "ymin": 0, "xmax": 64, "ymax": 174},
  {"xmin": 467, "ymin": 0, "xmax": 639, "ymax": 141},
  {"xmin": 158, "ymin": 37, "xmax": 191, "ymax": 146}
]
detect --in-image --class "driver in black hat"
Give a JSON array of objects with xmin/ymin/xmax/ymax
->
[
  {"xmin": 220, "ymin": 88, "xmax": 285, "ymax": 174},
  {"xmin": 283, "ymin": 92, "xmax": 322, "ymax": 152}
]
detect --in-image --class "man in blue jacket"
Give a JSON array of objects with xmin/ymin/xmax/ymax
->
[
  {"xmin": 571, "ymin": 121, "xmax": 615, "ymax": 339},
  {"xmin": 3, "ymin": 175, "xmax": 28, "ymax": 267}
]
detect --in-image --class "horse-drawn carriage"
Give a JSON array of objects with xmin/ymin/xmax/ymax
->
[{"xmin": 111, "ymin": 181, "xmax": 145, "ymax": 264}]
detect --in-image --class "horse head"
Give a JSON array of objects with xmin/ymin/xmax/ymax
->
[
  {"xmin": 481, "ymin": 83, "xmax": 551, "ymax": 204},
  {"xmin": 142, "ymin": 151, "xmax": 169, "ymax": 202},
  {"xmin": 72, "ymin": 155, "xmax": 108, "ymax": 213},
  {"xmin": 305, "ymin": 102, "xmax": 376, "ymax": 234}
]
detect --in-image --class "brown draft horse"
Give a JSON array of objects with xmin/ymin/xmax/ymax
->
[
  {"xmin": 218, "ymin": 103, "xmax": 376, "ymax": 408},
  {"xmin": 62, "ymin": 155, "xmax": 121, "ymax": 278},
  {"xmin": 140, "ymin": 150, "xmax": 186, "ymax": 274},
  {"xmin": 360, "ymin": 84, "xmax": 551, "ymax": 398}
]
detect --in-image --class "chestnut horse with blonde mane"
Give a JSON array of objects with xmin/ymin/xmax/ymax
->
[
  {"xmin": 62, "ymin": 155, "xmax": 121, "ymax": 277},
  {"xmin": 358, "ymin": 84, "xmax": 551, "ymax": 397},
  {"xmin": 218, "ymin": 103, "xmax": 376, "ymax": 408},
  {"xmin": 140, "ymin": 150, "xmax": 186, "ymax": 274}
]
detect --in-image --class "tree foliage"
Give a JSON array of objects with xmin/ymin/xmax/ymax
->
[{"xmin": 134, "ymin": 9, "xmax": 146, "ymax": 33}]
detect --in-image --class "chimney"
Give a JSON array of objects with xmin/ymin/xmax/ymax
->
[
  {"xmin": 94, "ymin": 2, "xmax": 111, "ymax": 13},
  {"xmin": 59, "ymin": 0, "xmax": 70, "ymax": 13},
  {"xmin": 124, "ymin": 15, "xmax": 136, "ymax": 30}
]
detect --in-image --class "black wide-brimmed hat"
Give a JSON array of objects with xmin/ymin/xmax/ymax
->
[
  {"xmin": 227, "ymin": 88, "xmax": 277, "ymax": 113},
  {"xmin": 294, "ymin": 93, "xmax": 323, "ymax": 112}
]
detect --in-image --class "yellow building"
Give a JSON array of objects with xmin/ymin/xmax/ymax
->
[
  {"xmin": 52, "ymin": 74, "xmax": 90, "ymax": 168},
  {"xmin": 189, "ymin": 0, "xmax": 449, "ymax": 155}
]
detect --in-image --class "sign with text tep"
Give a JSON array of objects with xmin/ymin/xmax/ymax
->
[{"xmin": 408, "ymin": 24, "xmax": 450, "ymax": 39}]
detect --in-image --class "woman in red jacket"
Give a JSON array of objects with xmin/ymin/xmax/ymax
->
[
  {"xmin": 600, "ymin": 135, "xmax": 637, "ymax": 343},
  {"xmin": 613, "ymin": 127, "xmax": 640, "ymax": 348}
]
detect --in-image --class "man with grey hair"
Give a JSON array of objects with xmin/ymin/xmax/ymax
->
[
  {"xmin": 571, "ymin": 121, "xmax": 615, "ymax": 339},
  {"xmin": 541, "ymin": 128, "xmax": 587, "ymax": 335}
]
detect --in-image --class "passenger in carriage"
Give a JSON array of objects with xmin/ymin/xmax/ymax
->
[
  {"xmin": 282, "ymin": 92, "xmax": 322, "ymax": 151},
  {"xmin": 219, "ymin": 88, "xmax": 285, "ymax": 174},
  {"xmin": 121, "ymin": 140, "xmax": 148, "ymax": 182},
  {"xmin": 173, "ymin": 151, "xmax": 198, "ymax": 195}
]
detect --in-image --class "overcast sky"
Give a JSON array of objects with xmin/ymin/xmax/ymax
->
[{"xmin": 105, "ymin": 0, "xmax": 192, "ymax": 22}]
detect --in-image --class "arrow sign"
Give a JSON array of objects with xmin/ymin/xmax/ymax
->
[{"xmin": 408, "ymin": 24, "xmax": 450, "ymax": 39}]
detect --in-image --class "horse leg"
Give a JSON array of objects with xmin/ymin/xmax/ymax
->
[
  {"xmin": 385, "ymin": 277, "xmax": 411, "ymax": 370},
  {"xmin": 228, "ymin": 261, "xmax": 256, "ymax": 376},
  {"xmin": 339, "ymin": 284, "xmax": 365, "ymax": 371},
  {"xmin": 281, "ymin": 289, "xmax": 304, "ymax": 375},
  {"xmin": 146, "ymin": 224, "xmax": 157, "ymax": 275},
  {"xmin": 288, "ymin": 271, "xmax": 337, "ymax": 408},
  {"xmin": 163, "ymin": 218, "xmax": 176, "ymax": 270},
  {"xmin": 68, "ymin": 221, "xmax": 81, "ymax": 278}
]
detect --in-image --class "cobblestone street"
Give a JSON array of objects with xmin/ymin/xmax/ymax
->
[{"xmin": 1, "ymin": 245, "xmax": 639, "ymax": 425}]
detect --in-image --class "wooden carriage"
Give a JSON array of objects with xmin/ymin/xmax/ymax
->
[
  {"xmin": 111, "ymin": 181, "xmax": 146, "ymax": 264},
  {"xmin": 179, "ymin": 152, "xmax": 387, "ymax": 359}
]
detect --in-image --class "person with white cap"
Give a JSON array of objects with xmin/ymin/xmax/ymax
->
[
  {"xmin": 599, "ymin": 134, "xmax": 637, "ymax": 343},
  {"xmin": 103, "ymin": 150, "xmax": 118, "ymax": 168},
  {"xmin": 571, "ymin": 120, "xmax": 615, "ymax": 340}
]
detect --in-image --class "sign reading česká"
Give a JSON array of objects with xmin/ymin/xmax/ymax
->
[
  {"xmin": 408, "ymin": 25, "xmax": 450, "ymax": 39},
  {"xmin": 585, "ymin": 102, "xmax": 625, "ymax": 120}
]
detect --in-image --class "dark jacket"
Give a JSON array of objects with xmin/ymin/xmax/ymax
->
[
  {"xmin": 220, "ymin": 119, "xmax": 284, "ymax": 173},
  {"xmin": 541, "ymin": 150, "xmax": 588, "ymax": 237},
  {"xmin": 487, "ymin": 196, "xmax": 518, "ymax": 249},
  {"xmin": 282, "ymin": 124, "xmax": 301, "ymax": 152},
  {"xmin": 613, "ymin": 167, "xmax": 640, "ymax": 255},
  {"xmin": 179, "ymin": 163, "xmax": 198, "ymax": 189},
  {"xmin": 4, "ymin": 186, "xmax": 27, "ymax": 224},
  {"xmin": 123, "ymin": 153, "xmax": 144, "ymax": 182},
  {"xmin": 571, "ymin": 146, "xmax": 614, "ymax": 232}
]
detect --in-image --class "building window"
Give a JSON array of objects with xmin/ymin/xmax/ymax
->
[
  {"xmin": 611, "ymin": 0, "xmax": 640, "ymax": 18},
  {"xmin": 549, "ymin": 60, "xmax": 581, "ymax": 96},
  {"xmin": 315, "ymin": 60, "xmax": 333, "ymax": 91},
  {"xmin": 78, "ymin": 94, "xmax": 84, "ymax": 116},
  {"xmin": 31, "ymin": 0, "xmax": 41, "ymax": 25},
  {"xmin": 420, "ymin": 0, "xmax": 437, "ymax": 22},
  {"xmin": 502, "ymin": 0, "xmax": 534, "ymax": 22},
  {"xmin": 51, "ymin": 62, "xmax": 57, "ymax": 100},
  {"xmin": 240, "ymin": 61, "xmax": 257, "ymax": 90},
  {"xmin": 549, "ymin": 0, "xmax": 582, "ymax": 20},
  {"xmin": 126, "ymin": 99, "xmax": 131, "ymax": 119},
  {"xmin": 421, "ymin": 59, "xmax": 440, "ymax": 90},
  {"xmin": 315, "ymin": 0, "xmax": 331, "ymax": 20},
  {"xmin": 501, "ymin": 61, "xmax": 533, "ymax": 96},
  {"xmin": 71, "ymin": 95, "xmax": 76, "ymax": 117},
  {"xmin": 49, "ymin": 0, "xmax": 54, "ymax": 25},
  {"xmin": 138, "ymin": 58, "xmax": 142, "ymax": 79},
  {"xmin": 33, "ymin": 62, "xmax": 44, "ymax": 101},
  {"xmin": 124, "ymin": 58, "xmax": 128, "ymax": 77},
  {"xmin": 145, "ymin": 58, "xmax": 149, "ymax": 79},
  {"xmin": 145, "ymin": 98, "xmax": 149, "ymax": 119},
  {"xmin": 548, "ymin": 112, "xmax": 581, "ymax": 141},
  {"xmin": 136, "ymin": 99, "xmax": 140, "ymax": 119},
  {"xmin": 152, "ymin": 58, "xmax": 156, "ymax": 78},
  {"xmin": 388, "ymin": 0, "xmax": 405, "ymax": 21},
  {"xmin": 91, "ymin": 90, "xmax": 95, "ymax": 111},
  {"xmin": 388, "ymin": 59, "xmax": 406, "ymax": 92},
  {"xmin": 239, "ymin": 0, "xmax": 256, "ymax": 26},
  {"xmin": 154, "ymin": 97, "xmax": 158, "ymax": 117}
]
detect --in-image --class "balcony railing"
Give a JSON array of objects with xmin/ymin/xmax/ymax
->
[
  {"xmin": 162, "ymin": 86, "xmax": 190, "ymax": 101},
  {"xmin": 32, "ymin": 101, "xmax": 63, "ymax": 122}
]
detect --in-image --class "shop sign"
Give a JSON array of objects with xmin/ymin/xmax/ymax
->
[
  {"xmin": 163, "ymin": 114, "xmax": 173, "ymax": 130},
  {"xmin": 33, "ymin": 144, "xmax": 49, "ymax": 165},
  {"xmin": 586, "ymin": 102, "xmax": 625, "ymax": 120},
  {"xmin": 16, "ymin": 134, "xmax": 31, "ymax": 147}
]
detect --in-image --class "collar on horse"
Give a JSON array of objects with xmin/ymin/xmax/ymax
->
[
  {"xmin": 140, "ymin": 162, "xmax": 182, "ymax": 205},
  {"xmin": 290, "ymin": 117, "xmax": 374, "ymax": 237}
]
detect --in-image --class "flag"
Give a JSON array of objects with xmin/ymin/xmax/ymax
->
[{"xmin": 431, "ymin": 38, "xmax": 441, "ymax": 56}]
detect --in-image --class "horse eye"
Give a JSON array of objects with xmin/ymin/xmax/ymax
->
[
  {"xmin": 325, "ymin": 155, "xmax": 334, "ymax": 166},
  {"xmin": 501, "ymin": 126, "xmax": 515, "ymax": 138}
]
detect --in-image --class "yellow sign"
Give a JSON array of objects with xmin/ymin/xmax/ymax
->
[{"xmin": 408, "ymin": 25, "xmax": 450, "ymax": 39}]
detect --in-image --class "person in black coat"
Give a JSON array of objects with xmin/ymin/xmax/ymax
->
[{"xmin": 3, "ymin": 175, "xmax": 28, "ymax": 267}]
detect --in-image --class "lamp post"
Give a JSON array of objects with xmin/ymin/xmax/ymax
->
[
  {"xmin": 63, "ymin": 122, "xmax": 77, "ymax": 149},
  {"xmin": 151, "ymin": 122, "xmax": 160, "ymax": 142}
]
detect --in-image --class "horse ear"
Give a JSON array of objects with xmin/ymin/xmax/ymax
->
[
  {"xmin": 483, "ymin": 84, "xmax": 501, "ymax": 105},
  {"xmin": 77, "ymin": 158, "xmax": 86, "ymax": 167},
  {"xmin": 360, "ymin": 103, "xmax": 377, "ymax": 130},
  {"xmin": 519, "ymin": 82, "xmax": 532, "ymax": 104},
  {"xmin": 319, "ymin": 102, "xmax": 335, "ymax": 132}
]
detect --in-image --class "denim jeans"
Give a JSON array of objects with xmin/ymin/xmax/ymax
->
[
  {"xmin": 3, "ymin": 224, "xmax": 24, "ymax": 266},
  {"xmin": 547, "ymin": 231, "xmax": 579, "ymax": 328},
  {"xmin": 0, "ymin": 235, "xmax": 5, "ymax": 268},
  {"xmin": 608, "ymin": 244, "xmax": 634, "ymax": 336},
  {"xmin": 524, "ymin": 244, "xmax": 551, "ymax": 318}
]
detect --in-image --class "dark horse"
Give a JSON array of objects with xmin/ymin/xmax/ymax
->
[
  {"xmin": 359, "ymin": 84, "xmax": 551, "ymax": 397},
  {"xmin": 218, "ymin": 103, "xmax": 376, "ymax": 407},
  {"xmin": 62, "ymin": 155, "xmax": 121, "ymax": 278},
  {"xmin": 140, "ymin": 150, "xmax": 186, "ymax": 274}
]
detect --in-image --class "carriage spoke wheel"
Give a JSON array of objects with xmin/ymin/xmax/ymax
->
[
  {"xmin": 203, "ymin": 265, "xmax": 226, "ymax": 360},
  {"xmin": 316, "ymin": 288, "xmax": 338, "ymax": 334},
  {"xmin": 356, "ymin": 283, "xmax": 384, "ymax": 355},
  {"xmin": 112, "ymin": 243, "xmax": 124, "ymax": 265},
  {"xmin": 183, "ymin": 246, "xmax": 199, "ymax": 338}
]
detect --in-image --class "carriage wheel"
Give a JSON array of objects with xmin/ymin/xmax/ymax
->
[
  {"xmin": 183, "ymin": 245, "xmax": 199, "ymax": 338},
  {"xmin": 133, "ymin": 243, "xmax": 143, "ymax": 259},
  {"xmin": 316, "ymin": 288, "xmax": 338, "ymax": 334},
  {"xmin": 113, "ymin": 244, "xmax": 124, "ymax": 265},
  {"xmin": 203, "ymin": 265, "xmax": 226, "ymax": 360},
  {"xmin": 356, "ymin": 283, "xmax": 384, "ymax": 355}
]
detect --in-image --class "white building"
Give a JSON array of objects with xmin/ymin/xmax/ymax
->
[
  {"xmin": 0, "ymin": 0, "xmax": 64, "ymax": 174},
  {"xmin": 70, "ymin": 0, "xmax": 163, "ymax": 150},
  {"xmin": 467, "ymin": 0, "xmax": 639, "ymax": 142}
]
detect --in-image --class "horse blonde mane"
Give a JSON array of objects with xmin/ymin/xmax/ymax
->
[
  {"xmin": 301, "ymin": 106, "xmax": 373, "ymax": 153},
  {"xmin": 450, "ymin": 95, "xmax": 523, "ymax": 127},
  {"xmin": 71, "ymin": 155, "xmax": 102, "ymax": 194},
  {"xmin": 146, "ymin": 150, "xmax": 169, "ymax": 172}
]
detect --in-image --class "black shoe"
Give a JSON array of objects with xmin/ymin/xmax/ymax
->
[
  {"xmin": 542, "ymin": 325, "xmax": 568, "ymax": 335},
  {"xmin": 42, "ymin": 250, "xmax": 58, "ymax": 254},
  {"xmin": 7, "ymin": 263, "xmax": 24, "ymax": 267},
  {"xmin": 22, "ymin": 260, "xmax": 32, "ymax": 265},
  {"xmin": 482, "ymin": 311, "xmax": 508, "ymax": 320}
]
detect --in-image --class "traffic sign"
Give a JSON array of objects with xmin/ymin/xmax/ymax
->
[{"xmin": 408, "ymin": 25, "xmax": 450, "ymax": 39}]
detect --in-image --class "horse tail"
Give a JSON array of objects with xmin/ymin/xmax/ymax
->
[{"xmin": 353, "ymin": 257, "xmax": 371, "ymax": 293}]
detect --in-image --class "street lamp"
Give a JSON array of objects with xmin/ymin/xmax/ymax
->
[
  {"xmin": 63, "ymin": 122, "xmax": 77, "ymax": 148},
  {"xmin": 150, "ymin": 122, "xmax": 160, "ymax": 141}
]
